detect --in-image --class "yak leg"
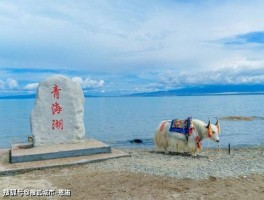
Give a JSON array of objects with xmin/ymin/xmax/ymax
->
[
  {"xmin": 163, "ymin": 147, "xmax": 168, "ymax": 154},
  {"xmin": 191, "ymin": 152, "xmax": 197, "ymax": 157}
]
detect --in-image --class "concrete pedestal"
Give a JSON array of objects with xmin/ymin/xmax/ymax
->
[{"xmin": 11, "ymin": 139, "xmax": 111, "ymax": 163}]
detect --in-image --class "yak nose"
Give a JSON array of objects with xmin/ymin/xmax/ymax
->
[{"xmin": 216, "ymin": 140, "xmax": 219, "ymax": 143}]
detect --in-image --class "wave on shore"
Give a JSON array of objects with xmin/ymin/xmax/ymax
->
[{"xmin": 220, "ymin": 116, "xmax": 264, "ymax": 121}]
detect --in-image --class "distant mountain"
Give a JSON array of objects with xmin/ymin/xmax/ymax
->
[
  {"xmin": 1, "ymin": 84, "xmax": 264, "ymax": 99},
  {"xmin": 0, "ymin": 94, "xmax": 36, "ymax": 99},
  {"xmin": 0, "ymin": 94, "xmax": 100, "ymax": 99},
  {"xmin": 129, "ymin": 84, "xmax": 264, "ymax": 97}
]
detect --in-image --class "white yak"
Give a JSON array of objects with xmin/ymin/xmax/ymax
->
[{"xmin": 154, "ymin": 118, "xmax": 220, "ymax": 156}]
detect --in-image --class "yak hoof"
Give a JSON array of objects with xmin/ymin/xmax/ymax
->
[
  {"xmin": 163, "ymin": 148, "xmax": 168, "ymax": 154},
  {"xmin": 191, "ymin": 152, "xmax": 198, "ymax": 157}
]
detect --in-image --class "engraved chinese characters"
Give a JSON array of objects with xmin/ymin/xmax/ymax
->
[
  {"xmin": 31, "ymin": 75, "xmax": 85, "ymax": 146},
  {"xmin": 51, "ymin": 85, "xmax": 63, "ymax": 130}
]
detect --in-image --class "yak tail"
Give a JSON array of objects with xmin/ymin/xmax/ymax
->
[{"xmin": 154, "ymin": 121, "xmax": 169, "ymax": 153}]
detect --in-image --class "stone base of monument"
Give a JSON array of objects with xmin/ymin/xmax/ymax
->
[
  {"xmin": 0, "ymin": 146, "xmax": 129, "ymax": 176},
  {"xmin": 10, "ymin": 139, "xmax": 113, "ymax": 163}
]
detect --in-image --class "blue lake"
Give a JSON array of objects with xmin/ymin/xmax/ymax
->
[{"xmin": 0, "ymin": 95, "xmax": 264, "ymax": 149}]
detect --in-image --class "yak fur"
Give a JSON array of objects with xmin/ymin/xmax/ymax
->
[{"xmin": 154, "ymin": 119, "xmax": 220, "ymax": 156}]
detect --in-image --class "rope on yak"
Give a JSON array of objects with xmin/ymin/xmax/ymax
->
[
  {"xmin": 206, "ymin": 141, "xmax": 221, "ymax": 158},
  {"xmin": 206, "ymin": 139, "xmax": 209, "ymax": 157},
  {"xmin": 218, "ymin": 143, "xmax": 220, "ymax": 157}
]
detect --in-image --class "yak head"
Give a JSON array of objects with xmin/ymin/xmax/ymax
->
[{"xmin": 205, "ymin": 118, "xmax": 220, "ymax": 143}]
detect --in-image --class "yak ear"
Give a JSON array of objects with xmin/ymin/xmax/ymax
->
[
  {"xmin": 215, "ymin": 118, "xmax": 220, "ymax": 133},
  {"xmin": 206, "ymin": 120, "xmax": 211, "ymax": 129},
  {"xmin": 206, "ymin": 120, "xmax": 212, "ymax": 137}
]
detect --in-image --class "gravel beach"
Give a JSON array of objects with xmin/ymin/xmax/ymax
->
[
  {"xmin": 0, "ymin": 147, "xmax": 264, "ymax": 199},
  {"xmin": 87, "ymin": 147, "xmax": 264, "ymax": 180}
]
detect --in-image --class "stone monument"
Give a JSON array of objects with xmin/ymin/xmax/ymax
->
[
  {"xmin": 10, "ymin": 75, "xmax": 115, "ymax": 163},
  {"xmin": 31, "ymin": 75, "xmax": 85, "ymax": 146}
]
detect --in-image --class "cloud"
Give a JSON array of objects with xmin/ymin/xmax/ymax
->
[
  {"xmin": 24, "ymin": 83, "xmax": 39, "ymax": 90},
  {"xmin": 0, "ymin": 78, "xmax": 19, "ymax": 90},
  {"xmin": 157, "ymin": 66, "xmax": 264, "ymax": 89},
  {"xmin": 0, "ymin": 80, "xmax": 4, "ymax": 90},
  {"xmin": 72, "ymin": 77, "xmax": 104, "ymax": 89},
  {"xmin": 1, "ymin": 1, "xmax": 264, "ymax": 96},
  {"xmin": 6, "ymin": 78, "xmax": 18, "ymax": 89},
  {"xmin": 4, "ymin": 0, "xmax": 262, "ymax": 72}
]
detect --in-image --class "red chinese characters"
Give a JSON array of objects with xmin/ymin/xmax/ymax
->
[
  {"xmin": 52, "ymin": 119, "xmax": 63, "ymax": 130},
  {"xmin": 51, "ymin": 102, "xmax": 62, "ymax": 115},
  {"xmin": 51, "ymin": 84, "xmax": 63, "ymax": 130},
  {"xmin": 51, "ymin": 84, "xmax": 61, "ymax": 99}
]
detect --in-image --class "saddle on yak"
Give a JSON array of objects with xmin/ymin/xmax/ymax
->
[{"xmin": 169, "ymin": 117, "xmax": 193, "ymax": 138}]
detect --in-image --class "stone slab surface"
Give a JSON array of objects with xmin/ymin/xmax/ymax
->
[
  {"xmin": 31, "ymin": 75, "xmax": 85, "ymax": 146},
  {"xmin": 10, "ymin": 139, "xmax": 111, "ymax": 163},
  {"xmin": 0, "ymin": 147, "xmax": 129, "ymax": 176}
]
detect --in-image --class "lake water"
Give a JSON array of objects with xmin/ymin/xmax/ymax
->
[{"xmin": 0, "ymin": 95, "xmax": 264, "ymax": 149}]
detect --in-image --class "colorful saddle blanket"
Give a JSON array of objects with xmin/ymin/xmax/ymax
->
[{"xmin": 169, "ymin": 117, "xmax": 193, "ymax": 134}]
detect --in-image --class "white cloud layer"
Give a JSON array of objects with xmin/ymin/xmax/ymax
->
[
  {"xmin": 24, "ymin": 83, "xmax": 39, "ymax": 90},
  {"xmin": 1, "ymin": 1, "xmax": 264, "ymax": 95},
  {"xmin": 72, "ymin": 77, "xmax": 104, "ymax": 89},
  {"xmin": 1, "ymin": 0, "xmax": 264, "ymax": 72},
  {"xmin": 6, "ymin": 78, "xmax": 18, "ymax": 89},
  {"xmin": 0, "ymin": 80, "xmax": 4, "ymax": 90},
  {"xmin": 0, "ymin": 78, "xmax": 18, "ymax": 90},
  {"xmin": 156, "ymin": 66, "xmax": 264, "ymax": 89}
]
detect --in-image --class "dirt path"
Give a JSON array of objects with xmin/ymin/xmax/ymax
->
[
  {"xmin": 50, "ymin": 170, "xmax": 264, "ymax": 200},
  {"xmin": 1, "ymin": 168, "xmax": 263, "ymax": 200}
]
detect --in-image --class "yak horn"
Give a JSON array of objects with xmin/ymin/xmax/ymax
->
[
  {"xmin": 206, "ymin": 120, "xmax": 211, "ymax": 128},
  {"xmin": 215, "ymin": 117, "xmax": 219, "ymax": 125},
  {"xmin": 215, "ymin": 117, "xmax": 220, "ymax": 133}
]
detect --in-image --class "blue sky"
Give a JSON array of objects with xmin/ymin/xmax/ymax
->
[{"xmin": 1, "ymin": 0, "xmax": 264, "ymax": 96}]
